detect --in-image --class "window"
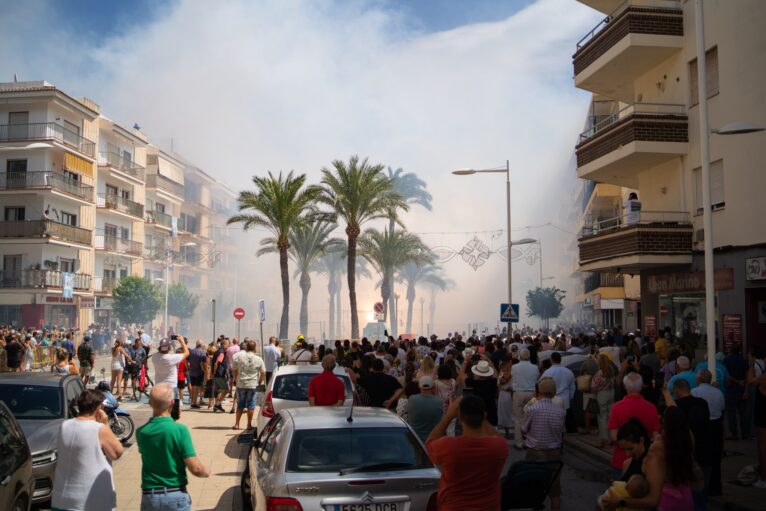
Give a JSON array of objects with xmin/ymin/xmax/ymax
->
[
  {"xmin": 119, "ymin": 267, "xmax": 128, "ymax": 279},
  {"xmin": 689, "ymin": 47, "xmax": 719, "ymax": 105},
  {"xmin": 6, "ymin": 159, "xmax": 27, "ymax": 173},
  {"xmin": 155, "ymin": 202, "xmax": 166, "ymax": 213},
  {"xmin": 693, "ymin": 159, "xmax": 725, "ymax": 213},
  {"xmin": 122, "ymin": 150, "xmax": 132, "ymax": 164},
  {"xmin": 144, "ymin": 269, "xmax": 151, "ymax": 280},
  {"xmin": 119, "ymin": 226, "xmax": 130, "ymax": 240},
  {"xmin": 104, "ymin": 223, "xmax": 118, "ymax": 237},
  {"xmin": 4, "ymin": 207, "xmax": 25, "ymax": 221},
  {"xmin": 257, "ymin": 416, "xmax": 284, "ymax": 465},
  {"xmin": 0, "ymin": 413, "xmax": 27, "ymax": 479},
  {"xmin": 8, "ymin": 112, "xmax": 29, "ymax": 139},
  {"xmin": 63, "ymin": 170, "xmax": 79, "ymax": 183},
  {"xmin": 105, "ymin": 184, "xmax": 118, "ymax": 196},
  {"xmin": 59, "ymin": 258, "xmax": 76, "ymax": 273},
  {"xmin": 60, "ymin": 211, "xmax": 77, "ymax": 226},
  {"xmin": 120, "ymin": 189, "xmax": 130, "ymax": 201}
]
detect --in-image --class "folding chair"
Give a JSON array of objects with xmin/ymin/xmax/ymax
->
[{"xmin": 500, "ymin": 459, "xmax": 564, "ymax": 510}]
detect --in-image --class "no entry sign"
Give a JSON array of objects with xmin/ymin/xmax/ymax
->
[{"xmin": 233, "ymin": 308, "xmax": 246, "ymax": 320}]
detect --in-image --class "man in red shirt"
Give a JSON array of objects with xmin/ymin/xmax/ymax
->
[
  {"xmin": 426, "ymin": 396, "xmax": 509, "ymax": 511},
  {"xmin": 607, "ymin": 372, "xmax": 660, "ymax": 478},
  {"xmin": 308, "ymin": 355, "xmax": 346, "ymax": 406}
]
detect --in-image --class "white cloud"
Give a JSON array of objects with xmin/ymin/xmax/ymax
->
[{"xmin": 2, "ymin": 0, "xmax": 601, "ymax": 335}]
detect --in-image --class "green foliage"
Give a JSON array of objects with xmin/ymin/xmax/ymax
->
[
  {"xmin": 112, "ymin": 276, "xmax": 163, "ymax": 326},
  {"xmin": 167, "ymin": 282, "xmax": 199, "ymax": 320},
  {"xmin": 525, "ymin": 287, "xmax": 566, "ymax": 326}
]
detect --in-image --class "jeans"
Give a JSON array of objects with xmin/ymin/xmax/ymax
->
[{"xmin": 141, "ymin": 491, "xmax": 191, "ymax": 511}]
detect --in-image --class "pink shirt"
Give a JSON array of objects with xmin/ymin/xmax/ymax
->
[{"xmin": 226, "ymin": 345, "xmax": 240, "ymax": 365}]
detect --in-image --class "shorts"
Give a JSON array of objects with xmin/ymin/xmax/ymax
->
[
  {"xmin": 214, "ymin": 376, "xmax": 229, "ymax": 394},
  {"xmin": 204, "ymin": 380, "xmax": 214, "ymax": 398},
  {"xmin": 189, "ymin": 375, "xmax": 204, "ymax": 387},
  {"xmin": 237, "ymin": 388, "xmax": 257, "ymax": 410},
  {"xmin": 177, "ymin": 380, "xmax": 186, "ymax": 389},
  {"xmin": 6, "ymin": 359, "xmax": 20, "ymax": 369},
  {"xmin": 125, "ymin": 365, "xmax": 140, "ymax": 379},
  {"xmin": 526, "ymin": 448, "xmax": 562, "ymax": 497},
  {"xmin": 78, "ymin": 365, "xmax": 91, "ymax": 377}
]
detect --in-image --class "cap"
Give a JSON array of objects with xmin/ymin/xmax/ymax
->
[
  {"xmin": 159, "ymin": 338, "xmax": 172, "ymax": 353},
  {"xmin": 297, "ymin": 334, "xmax": 305, "ymax": 341},
  {"xmin": 83, "ymin": 335, "xmax": 91, "ymax": 342},
  {"xmin": 418, "ymin": 376, "xmax": 434, "ymax": 389}
]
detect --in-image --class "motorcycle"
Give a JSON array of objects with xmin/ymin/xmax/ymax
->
[{"xmin": 97, "ymin": 382, "xmax": 135, "ymax": 443}]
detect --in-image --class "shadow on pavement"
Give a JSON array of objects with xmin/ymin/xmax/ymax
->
[{"xmin": 196, "ymin": 484, "xmax": 240, "ymax": 511}]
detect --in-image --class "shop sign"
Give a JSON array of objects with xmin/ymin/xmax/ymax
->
[
  {"xmin": 647, "ymin": 268, "xmax": 734, "ymax": 294},
  {"xmin": 660, "ymin": 305, "xmax": 669, "ymax": 316},
  {"xmin": 593, "ymin": 294, "xmax": 601, "ymax": 310},
  {"xmin": 97, "ymin": 297, "xmax": 114, "ymax": 310},
  {"xmin": 79, "ymin": 296, "xmax": 95, "ymax": 309},
  {"xmin": 45, "ymin": 295, "xmax": 75, "ymax": 304},
  {"xmin": 644, "ymin": 315, "xmax": 657, "ymax": 342},
  {"xmin": 722, "ymin": 314, "xmax": 743, "ymax": 353},
  {"xmin": 746, "ymin": 256, "xmax": 766, "ymax": 281}
]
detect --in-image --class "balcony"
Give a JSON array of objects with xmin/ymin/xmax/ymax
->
[
  {"xmin": 584, "ymin": 272, "xmax": 625, "ymax": 293},
  {"xmin": 94, "ymin": 231, "xmax": 143, "ymax": 257},
  {"xmin": 574, "ymin": 1, "xmax": 684, "ymax": 102},
  {"xmin": 579, "ymin": 210, "xmax": 693, "ymax": 272},
  {"xmin": 0, "ymin": 171, "xmax": 94, "ymax": 202},
  {"xmin": 93, "ymin": 276, "xmax": 119, "ymax": 294},
  {"xmin": 0, "ymin": 220, "xmax": 92, "ymax": 245},
  {"xmin": 146, "ymin": 173, "xmax": 183, "ymax": 198},
  {"xmin": 577, "ymin": 0, "xmax": 623, "ymax": 13},
  {"xmin": 0, "ymin": 269, "xmax": 90, "ymax": 290},
  {"xmin": 576, "ymin": 103, "xmax": 688, "ymax": 187},
  {"xmin": 98, "ymin": 151, "xmax": 145, "ymax": 181},
  {"xmin": 0, "ymin": 122, "xmax": 96, "ymax": 158},
  {"xmin": 145, "ymin": 209, "xmax": 173, "ymax": 229},
  {"xmin": 96, "ymin": 193, "xmax": 144, "ymax": 219},
  {"xmin": 144, "ymin": 243, "xmax": 169, "ymax": 260}
]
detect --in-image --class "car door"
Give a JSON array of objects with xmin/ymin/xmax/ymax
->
[
  {"xmin": 64, "ymin": 379, "xmax": 83, "ymax": 417},
  {"xmin": 252, "ymin": 415, "xmax": 285, "ymax": 511},
  {"xmin": 0, "ymin": 406, "xmax": 32, "ymax": 509}
]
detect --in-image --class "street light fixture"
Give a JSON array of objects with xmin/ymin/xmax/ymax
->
[{"xmin": 695, "ymin": 0, "xmax": 764, "ymax": 382}]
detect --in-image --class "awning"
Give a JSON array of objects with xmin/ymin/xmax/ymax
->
[
  {"xmin": 158, "ymin": 156, "xmax": 184, "ymax": 185},
  {"xmin": 65, "ymin": 152, "xmax": 93, "ymax": 177}
]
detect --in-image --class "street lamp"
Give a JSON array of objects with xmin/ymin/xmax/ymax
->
[
  {"xmin": 164, "ymin": 241, "xmax": 196, "ymax": 338},
  {"xmin": 695, "ymin": 0, "xmax": 764, "ymax": 381}
]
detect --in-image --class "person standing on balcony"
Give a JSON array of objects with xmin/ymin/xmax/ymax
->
[{"xmin": 625, "ymin": 192, "xmax": 641, "ymax": 225}]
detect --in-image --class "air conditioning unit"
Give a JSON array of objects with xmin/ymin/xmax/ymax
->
[{"xmin": 695, "ymin": 229, "xmax": 704, "ymax": 242}]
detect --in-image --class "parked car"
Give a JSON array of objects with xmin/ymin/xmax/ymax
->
[
  {"xmin": 0, "ymin": 373, "xmax": 84, "ymax": 505},
  {"xmin": 255, "ymin": 364, "xmax": 354, "ymax": 433},
  {"xmin": 0, "ymin": 401, "xmax": 33, "ymax": 511},
  {"xmin": 243, "ymin": 407, "xmax": 439, "ymax": 511}
]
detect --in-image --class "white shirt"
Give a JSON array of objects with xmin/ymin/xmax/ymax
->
[
  {"xmin": 541, "ymin": 364, "xmax": 576, "ymax": 410},
  {"xmin": 140, "ymin": 333, "xmax": 152, "ymax": 347},
  {"xmin": 151, "ymin": 352, "xmax": 184, "ymax": 386},
  {"xmin": 263, "ymin": 344, "xmax": 281, "ymax": 372},
  {"xmin": 692, "ymin": 383, "xmax": 726, "ymax": 420},
  {"xmin": 231, "ymin": 351, "xmax": 265, "ymax": 389},
  {"xmin": 511, "ymin": 361, "xmax": 540, "ymax": 392}
]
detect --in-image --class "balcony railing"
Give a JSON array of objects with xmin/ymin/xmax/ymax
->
[
  {"xmin": 0, "ymin": 269, "xmax": 90, "ymax": 290},
  {"xmin": 584, "ymin": 272, "xmax": 625, "ymax": 293},
  {"xmin": 98, "ymin": 151, "xmax": 145, "ymax": 181},
  {"xmin": 0, "ymin": 171, "xmax": 94, "ymax": 201},
  {"xmin": 0, "ymin": 122, "xmax": 96, "ymax": 158},
  {"xmin": 145, "ymin": 209, "xmax": 173, "ymax": 228},
  {"xmin": 94, "ymin": 231, "xmax": 143, "ymax": 256},
  {"xmin": 96, "ymin": 193, "xmax": 144, "ymax": 218},
  {"xmin": 93, "ymin": 276, "xmax": 119, "ymax": 293},
  {"xmin": 144, "ymin": 243, "xmax": 170, "ymax": 260},
  {"xmin": 581, "ymin": 210, "xmax": 690, "ymax": 237},
  {"xmin": 0, "ymin": 220, "xmax": 92, "ymax": 245},
  {"xmin": 146, "ymin": 173, "xmax": 184, "ymax": 197},
  {"xmin": 579, "ymin": 103, "xmax": 686, "ymax": 143}
]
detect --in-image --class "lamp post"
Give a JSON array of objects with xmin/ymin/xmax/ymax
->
[{"xmin": 695, "ymin": 0, "xmax": 763, "ymax": 381}]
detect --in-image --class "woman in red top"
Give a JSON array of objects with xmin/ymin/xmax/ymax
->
[{"xmin": 177, "ymin": 348, "xmax": 188, "ymax": 405}]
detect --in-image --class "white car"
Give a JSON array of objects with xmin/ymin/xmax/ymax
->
[{"xmin": 255, "ymin": 364, "xmax": 354, "ymax": 433}]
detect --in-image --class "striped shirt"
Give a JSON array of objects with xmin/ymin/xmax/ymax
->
[{"xmin": 521, "ymin": 398, "xmax": 566, "ymax": 450}]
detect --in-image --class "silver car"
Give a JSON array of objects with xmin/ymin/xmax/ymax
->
[
  {"xmin": 255, "ymin": 364, "xmax": 354, "ymax": 434},
  {"xmin": 243, "ymin": 407, "xmax": 440, "ymax": 511}
]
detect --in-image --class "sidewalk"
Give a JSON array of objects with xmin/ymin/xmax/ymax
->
[{"xmin": 563, "ymin": 432, "xmax": 765, "ymax": 511}]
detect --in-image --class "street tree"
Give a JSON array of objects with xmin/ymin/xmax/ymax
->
[
  {"xmin": 167, "ymin": 282, "xmax": 199, "ymax": 331},
  {"xmin": 525, "ymin": 286, "xmax": 566, "ymax": 329},
  {"xmin": 112, "ymin": 276, "xmax": 163, "ymax": 326},
  {"xmin": 228, "ymin": 171, "xmax": 320, "ymax": 339},
  {"xmin": 317, "ymin": 155, "xmax": 407, "ymax": 339}
]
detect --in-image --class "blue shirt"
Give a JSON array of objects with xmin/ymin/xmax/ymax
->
[
  {"xmin": 541, "ymin": 364, "xmax": 576, "ymax": 409},
  {"xmin": 668, "ymin": 370, "xmax": 698, "ymax": 399},
  {"xmin": 62, "ymin": 339, "xmax": 75, "ymax": 357}
]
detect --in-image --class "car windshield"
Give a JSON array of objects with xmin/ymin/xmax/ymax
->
[
  {"xmin": 286, "ymin": 427, "xmax": 433, "ymax": 473},
  {"xmin": 273, "ymin": 373, "xmax": 352, "ymax": 401},
  {"xmin": 0, "ymin": 384, "xmax": 63, "ymax": 419}
]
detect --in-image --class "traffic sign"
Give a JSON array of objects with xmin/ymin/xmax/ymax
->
[
  {"xmin": 373, "ymin": 302, "xmax": 385, "ymax": 314},
  {"xmin": 258, "ymin": 299, "xmax": 266, "ymax": 322},
  {"xmin": 233, "ymin": 307, "xmax": 246, "ymax": 320},
  {"xmin": 500, "ymin": 303, "xmax": 519, "ymax": 323}
]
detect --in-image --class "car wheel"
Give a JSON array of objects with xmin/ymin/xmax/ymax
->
[
  {"xmin": 240, "ymin": 465, "xmax": 254, "ymax": 511},
  {"xmin": 12, "ymin": 494, "xmax": 28, "ymax": 511}
]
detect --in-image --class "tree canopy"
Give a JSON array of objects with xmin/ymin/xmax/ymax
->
[
  {"xmin": 167, "ymin": 282, "xmax": 199, "ymax": 320},
  {"xmin": 525, "ymin": 286, "xmax": 566, "ymax": 328},
  {"xmin": 112, "ymin": 276, "xmax": 163, "ymax": 326}
]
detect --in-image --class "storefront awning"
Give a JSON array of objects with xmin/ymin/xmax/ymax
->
[{"xmin": 65, "ymin": 152, "xmax": 93, "ymax": 177}]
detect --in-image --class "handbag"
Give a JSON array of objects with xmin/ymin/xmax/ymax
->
[{"xmin": 576, "ymin": 374, "xmax": 592, "ymax": 392}]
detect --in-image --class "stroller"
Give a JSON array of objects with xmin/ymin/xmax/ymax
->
[{"xmin": 500, "ymin": 460, "xmax": 563, "ymax": 510}]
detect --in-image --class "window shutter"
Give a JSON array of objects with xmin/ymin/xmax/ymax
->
[
  {"xmin": 707, "ymin": 47, "xmax": 719, "ymax": 96},
  {"xmin": 693, "ymin": 167, "xmax": 703, "ymax": 212},
  {"xmin": 711, "ymin": 160, "xmax": 725, "ymax": 207}
]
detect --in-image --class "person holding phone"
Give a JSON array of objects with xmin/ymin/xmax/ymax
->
[{"xmin": 150, "ymin": 335, "xmax": 190, "ymax": 420}]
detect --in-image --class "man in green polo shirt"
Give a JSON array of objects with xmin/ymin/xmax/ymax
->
[{"xmin": 137, "ymin": 384, "xmax": 210, "ymax": 510}]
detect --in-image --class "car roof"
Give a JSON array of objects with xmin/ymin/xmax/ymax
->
[
  {"xmin": 0, "ymin": 373, "xmax": 71, "ymax": 387},
  {"xmin": 284, "ymin": 406, "xmax": 407, "ymax": 430},
  {"xmin": 274, "ymin": 365, "xmax": 348, "ymax": 376}
]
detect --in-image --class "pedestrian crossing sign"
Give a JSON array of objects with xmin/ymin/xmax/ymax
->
[{"xmin": 500, "ymin": 303, "xmax": 519, "ymax": 323}]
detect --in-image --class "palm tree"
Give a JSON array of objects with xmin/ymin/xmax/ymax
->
[
  {"xmin": 359, "ymin": 228, "xmax": 432, "ymax": 326},
  {"xmin": 260, "ymin": 220, "xmax": 341, "ymax": 337},
  {"xmin": 426, "ymin": 274, "xmax": 455, "ymax": 336},
  {"xmin": 386, "ymin": 167, "xmax": 432, "ymax": 337},
  {"xmin": 396, "ymin": 262, "xmax": 448, "ymax": 335},
  {"xmin": 318, "ymin": 156, "xmax": 407, "ymax": 339},
  {"xmin": 228, "ymin": 171, "xmax": 319, "ymax": 339}
]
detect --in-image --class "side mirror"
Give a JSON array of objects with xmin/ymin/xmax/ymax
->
[{"xmin": 251, "ymin": 437, "xmax": 260, "ymax": 448}]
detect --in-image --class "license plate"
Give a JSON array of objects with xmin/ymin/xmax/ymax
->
[{"xmin": 331, "ymin": 504, "xmax": 401, "ymax": 511}]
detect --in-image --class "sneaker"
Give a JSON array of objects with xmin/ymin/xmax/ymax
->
[
  {"xmin": 214, "ymin": 404, "xmax": 224, "ymax": 413},
  {"xmin": 190, "ymin": 404, "xmax": 201, "ymax": 409},
  {"xmin": 754, "ymin": 479, "xmax": 766, "ymax": 490}
]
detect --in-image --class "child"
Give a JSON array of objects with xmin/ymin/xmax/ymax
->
[{"xmin": 597, "ymin": 474, "xmax": 649, "ymax": 510}]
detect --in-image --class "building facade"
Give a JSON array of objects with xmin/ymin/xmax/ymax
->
[{"xmin": 572, "ymin": 0, "xmax": 766, "ymax": 351}]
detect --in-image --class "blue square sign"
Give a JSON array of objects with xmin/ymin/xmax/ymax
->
[{"xmin": 500, "ymin": 303, "xmax": 519, "ymax": 323}]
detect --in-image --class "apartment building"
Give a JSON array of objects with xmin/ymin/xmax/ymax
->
[
  {"xmin": 0, "ymin": 81, "xmax": 238, "ymax": 335},
  {"xmin": 572, "ymin": 0, "xmax": 766, "ymax": 350}
]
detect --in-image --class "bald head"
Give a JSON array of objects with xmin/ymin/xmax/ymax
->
[
  {"xmin": 149, "ymin": 384, "xmax": 174, "ymax": 415},
  {"xmin": 322, "ymin": 354, "xmax": 336, "ymax": 371}
]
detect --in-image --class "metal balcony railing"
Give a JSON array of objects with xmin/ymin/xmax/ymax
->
[
  {"xmin": 580, "ymin": 210, "xmax": 691, "ymax": 237},
  {"xmin": 584, "ymin": 272, "xmax": 625, "ymax": 293},
  {"xmin": 0, "ymin": 269, "xmax": 90, "ymax": 290},
  {"xmin": 0, "ymin": 220, "xmax": 92, "ymax": 245},
  {"xmin": 576, "ymin": 0, "xmax": 682, "ymax": 51},
  {"xmin": 98, "ymin": 151, "xmax": 145, "ymax": 181},
  {"xmin": 146, "ymin": 173, "xmax": 184, "ymax": 197},
  {"xmin": 0, "ymin": 171, "xmax": 94, "ymax": 201},
  {"xmin": 93, "ymin": 276, "xmax": 119, "ymax": 293},
  {"xmin": 94, "ymin": 231, "xmax": 143, "ymax": 256},
  {"xmin": 146, "ymin": 209, "xmax": 173, "ymax": 228},
  {"xmin": 96, "ymin": 193, "xmax": 144, "ymax": 218},
  {"xmin": 579, "ymin": 103, "xmax": 686, "ymax": 144},
  {"xmin": 0, "ymin": 122, "xmax": 96, "ymax": 158}
]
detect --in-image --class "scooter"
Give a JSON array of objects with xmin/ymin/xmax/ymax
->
[{"xmin": 96, "ymin": 381, "xmax": 135, "ymax": 443}]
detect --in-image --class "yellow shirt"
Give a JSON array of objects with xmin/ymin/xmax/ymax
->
[
  {"xmin": 607, "ymin": 481, "xmax": 632, "ymax": 511},
  {"xmin": 655, "ymin": 338, "xmax": 668, "ymax": 363}
]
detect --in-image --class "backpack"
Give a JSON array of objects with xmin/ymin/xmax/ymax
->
[{"xmin": 214, "ymin": 350, "xmax": 228, "ymax": 378}]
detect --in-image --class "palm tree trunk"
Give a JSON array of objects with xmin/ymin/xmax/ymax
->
[
  {"xmin": 347, "ymin": 228, "xmax": 360, "ymax": 339},
  {"xmin": 278, "ymin": 245, "xmax": 290, "ymax": 339},
  {"xmin": 299, "ymin": 272, "xmax": 311, "ymax": 336},
  {"xmin": 336, "ymin": 277, "xmax": 342, "ymax": 338},
  {"xmin": 388, "ymin": 218, "xmax": 397, "ymax": 338},
  {"xmin": 429, "ymin": 288, "xmax": 437, "ymax": 334},
  {"xmin": 381, "ymin": 274, "xmax": 390, "ymax": 324},
  {"xmin": 406, "ymin": 297, "xmax": 414, "ymax": 334},
  {"xmin": 328, "ymin": 284, "xmax": 335, "ymax": 339}
]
